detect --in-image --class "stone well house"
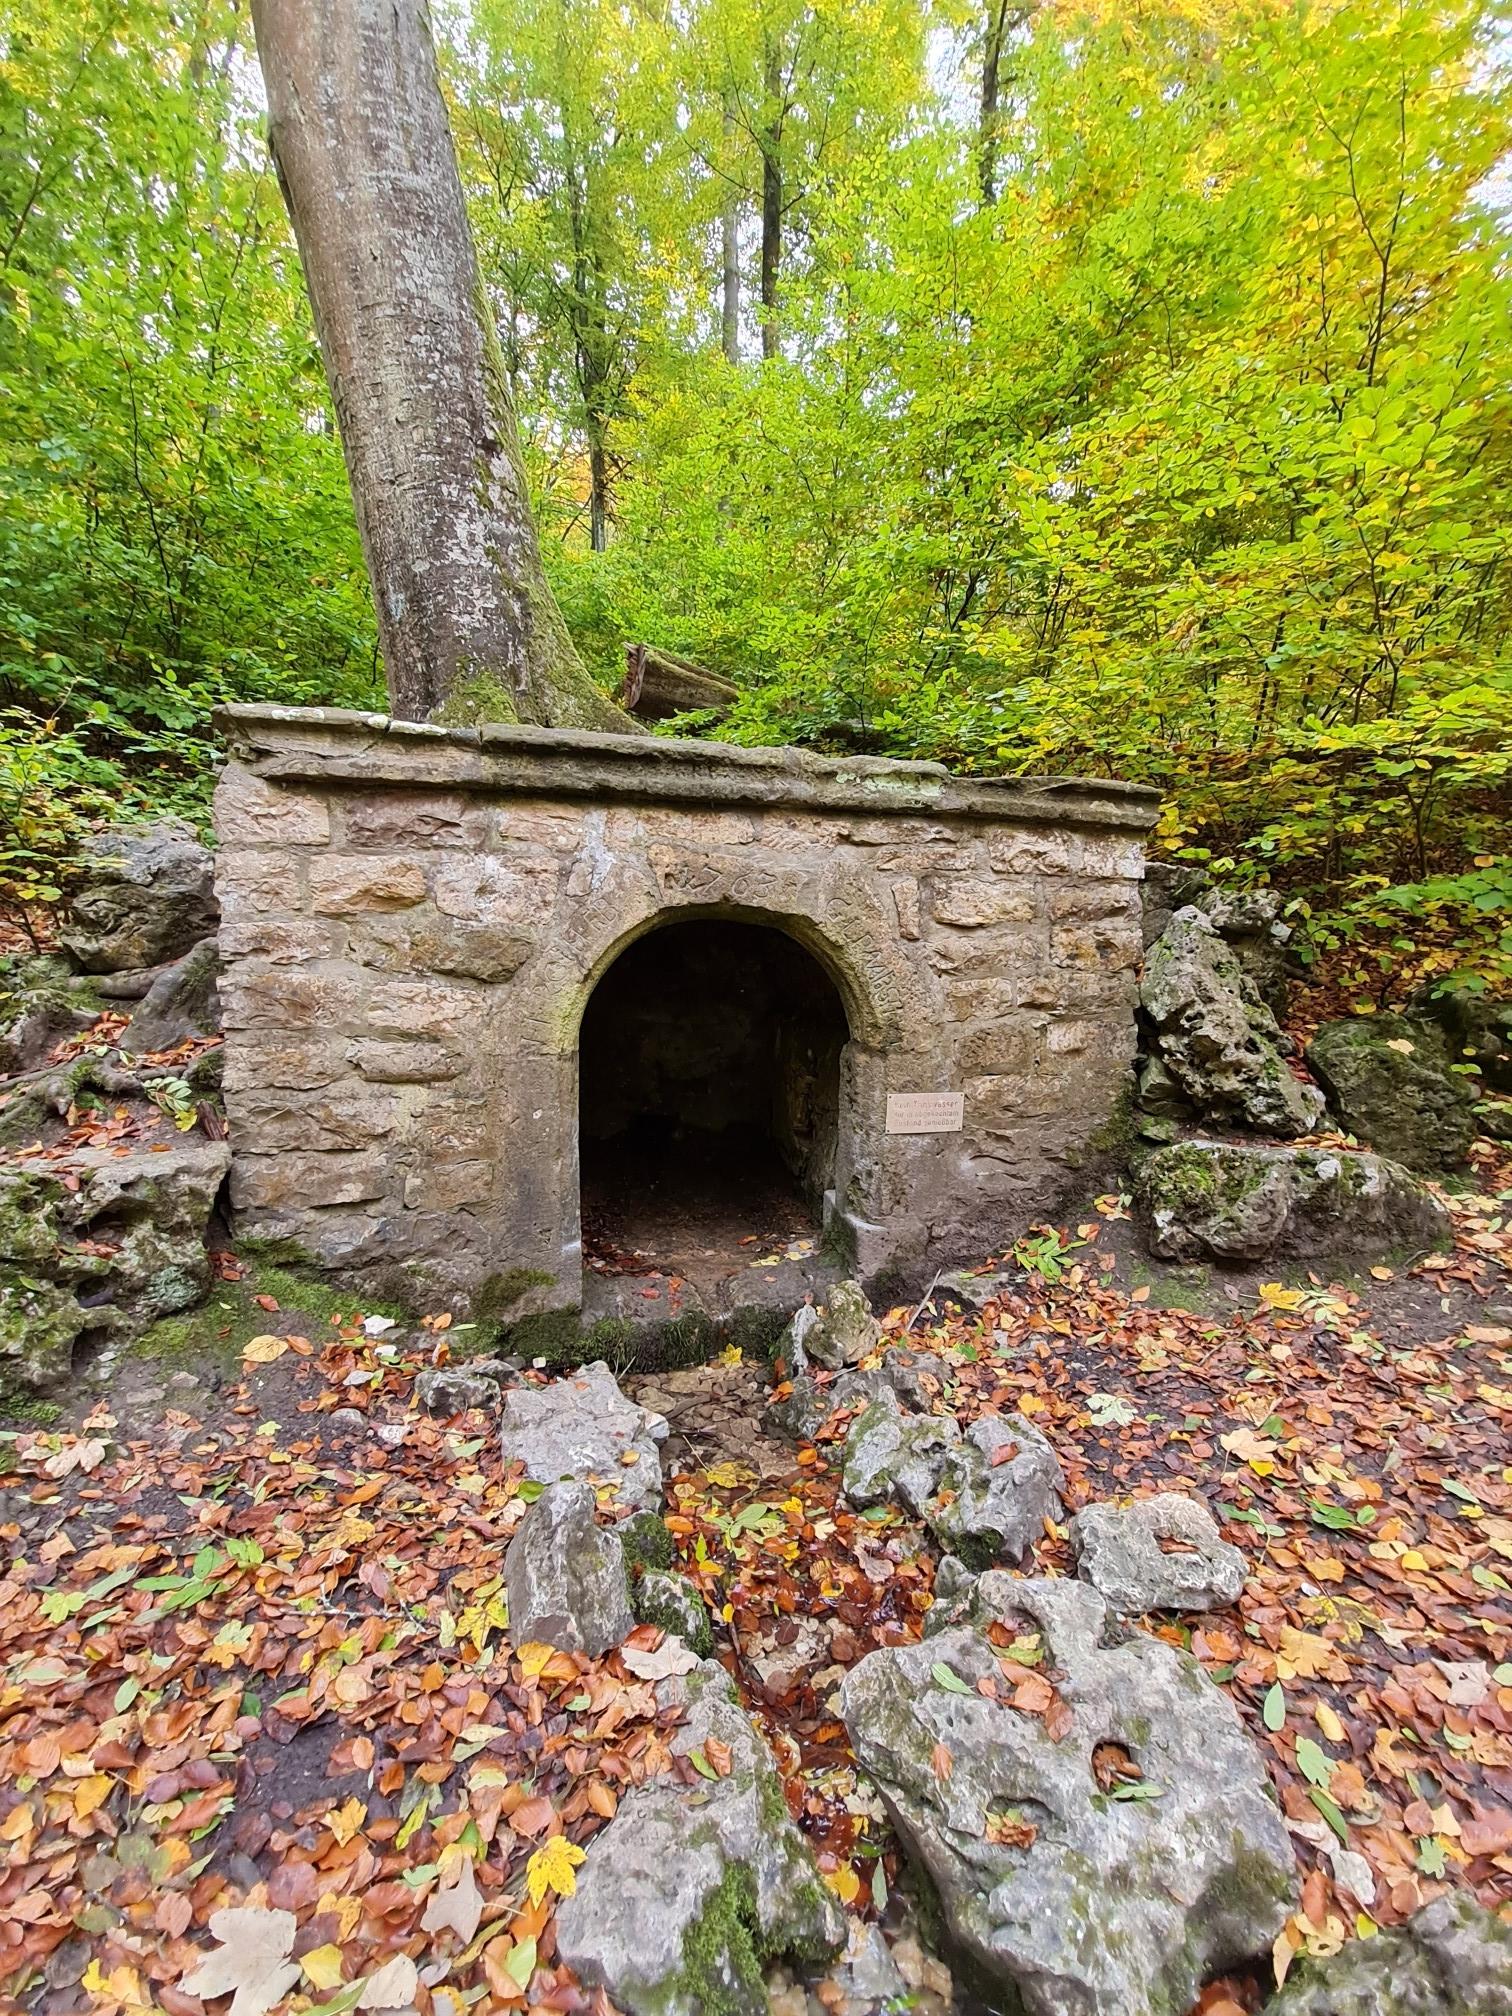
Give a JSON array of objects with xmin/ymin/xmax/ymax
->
[{"xmin": 213, "ymin": 705, "xmax": 1158, "ymax": 1321}]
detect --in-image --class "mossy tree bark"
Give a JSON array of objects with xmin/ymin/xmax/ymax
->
[{"xmin": 250, "ymin": 0, "xmax": 633, "ymax": 732}]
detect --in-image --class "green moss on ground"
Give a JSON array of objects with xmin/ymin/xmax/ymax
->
[
  {"xmin": 618, "ymin": 1511, "xmax": 676, "ymax": 1575},
  {"xmin": 133, "ymin": 1258, "xmax": 409, "ymax": 1373}
]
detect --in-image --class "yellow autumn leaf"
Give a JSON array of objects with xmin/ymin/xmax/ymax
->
[
  {"xmin": 517, "ymin": 1640, "xmax": 561, "ymax": 1680},
  {"xmin": 242, "ymin": 1334, "xmax": 289, "ymax": 1364},
  {"xmin": 1315, "ymin": 1702, "xmax": 1346, "ymax": 1743},
  {"xmin": 301, "ymin": 1944, "xmax": 347, "ymax": 1991},
  {"xmin": 73, "ymin": 1773, "xmax": 112, "ymax": 1819},
  {"xmin": 1399, "ymin": 1549, "xmax": 1431, "ymax": 1573},
  {"xmin": 326, "ymin": 1796, "xmax": 367, "ymax": 1846},
  {"xmin": 825, "ymin": 1862, "xmax": 861, "ymax": 1904},
  {"xmin": 1018, "ymin": 1394, "xmax": 1046, "ymax": 1415},
  {"xmin": 1258, "ymin": 1283, "xmax": 1305, "ymax": 1311},
  {"xmin": 525, "ymin": 1835, "xmax": 586, "ymax": 1905}
]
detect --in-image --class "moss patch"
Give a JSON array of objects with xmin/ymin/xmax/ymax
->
[{"xmin": 132, "ymin": 1258, "xmax": 409, "ymax": 1374}]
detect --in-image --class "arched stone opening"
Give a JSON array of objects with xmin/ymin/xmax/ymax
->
[{"xmin": 578, "ymin": 916, "xmax": 850, "ymax": 1281}]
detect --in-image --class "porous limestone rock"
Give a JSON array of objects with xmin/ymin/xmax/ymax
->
[
  {"xmin": 937, "ymin": 1264, "xmax": 1026, "ymax": 1312},
  {"xmin": 414, "ymin": 1366, "xmax": 503, "ymax": 1415},
  {"xmin": 802, "ymin": 1280, "xmax": 883, "ymax": 1369},
  {"xmin": 1140, "ymin": 907, "xmax": 1323, "ymax": 1137},
  {"xmin": 555, "ymin": 1658, "xmax": 844, "ymax": 2016},
  {"xmin": 764, "ymin": 1373, "xmax": 835, "ymax": 1444},
  {"xmin": 499, "ymin": 1360, "xmax": 667, "ymax": 1512},
  {"xmin": 0, "ymin": 1136, "xmax": 230, "ymax": 1397},
  {"xmin": 842, "ymin": 1392, "xmax": 961, "ymax": 1512},
  {"xmin": 841, "ymin": 1395, "xmax": 1063, "ymax": 1566},
  {"xmin": 926, "ymin": 1412, "xmax": 1065, "ymax": 1567},
  {"xmin": 1410, "ymin": 985, "xmax": 1512, "ymax": 1096},
  {"xmin": 633, "ymin": 1568, "xmax": 712, "ymax": 1658},
  {"xmin": 840, "ymin": 1575, "xmax": 1296, "ymax": 2016},
  {"xmin": 1265, "ymin": 1890, "xmax": 1512, "ymax": 2014},
  {"xmin": 61, "ymin": 820, "xmax": 218, "ymax": 974},
  {"xmin": 121, "ymin": 937, "xmax": 222, "ymax": 1054},
  {"xmin": 502, "ymin": 1481, "xmax": 633, "ymax": 1656},
  {"xmin": 1071, "ymin": 1493, "xmax": 1246, "ymax": 1615},
  {"xmin": 834, "ymin": 1343, "xmax": 948, "ymax": 1412},
  {"xmin": 1307, "ymin": 1014, "xmax": 1477, "ymax": 1171},
  {"xmin": 1134, "ymin": 1139, "xmax": 1450, "ymax": 1264},
  {"xmin": 0, "ymin": 955, "xmax": 100, "ymax": 1075}
]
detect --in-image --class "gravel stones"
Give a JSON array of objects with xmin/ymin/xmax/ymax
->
[
  {"xmin": 498, "ymin": 1360, "xmax": 667, "ymax": 1512},
  {"xmin": 1134, "ymin": 1138, "xmax": 1451, "ymax": 1264},
  {"xmin": 839, "ymin": 1575, "xmax": 1295, "ymax": 2016},
  {"xmin": 502, "ymin": 1481, "xmax": 634, "ymax": 1656},
  {"xmin": 1070, "ymin": 1493, "xmax": 1246, "ymax": 1615},
  {"xmin": 555, "ymin": 1658, "xmax": 844, "ymax": 2016}
]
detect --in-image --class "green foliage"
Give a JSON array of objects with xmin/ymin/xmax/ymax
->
[
  {"xmin": 0, "ymin": 0, "xmax": 379, "ymax": 876},
  {"xmin": 2, "ymin": 0, "xmax": 1508, "ymax": 998}
]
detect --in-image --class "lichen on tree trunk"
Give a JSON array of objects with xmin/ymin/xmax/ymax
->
[{"xmin": 250, "ymin": 0, "xmax": 635, "ymax": 735}]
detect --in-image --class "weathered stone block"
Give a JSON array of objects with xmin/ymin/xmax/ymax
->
[
  {"xmin": 352, "ymin": 917, "xmax": 532, "ymax": 983},
  {"xmin": 215, "ymin": 764, "xmax": 330, "ymax": 845},
  {"xmin": 219, "ymin": 917, "xmax": 337, "ymax": 964},
  {"xmin": 308, "ymin": 855, "xmax": 428, "ymax": 914},
  {"xmin": 431, "ymin": 853, "xmax": 558, "ymax": 923},
  {"xmin": 1050, "ymin": 919, "xmax": 1141, "ymax": 970},
  {"xmin": 233, "ymin": 1152, "xmax": 388, "ymax": 1210},
  {"xmin": 216, "ymin": 850, "xmax": 300, "ymax": 917},
  {"xmin": 362, "ymin": 979, "xmax": 475, "ymax": 1040},
  {"xmin": 959, "ymin": 1022, "xmax": 1044, "ymax": 1077},
  {"xmin": 403, "ymin": 1160, "xmax": 492, "ymax": 1210},
  {"xmin": 932, "ymin": 879, "xmax": 1038, "ymax": 929},
  {"xmin": 232, "ymin": 1086, "xmax": 400, "ymax": 1155},
  {"xmin": 342, "ymin": 791, "xmax": 487, "ymax": 849},
  {"xmin": 219, "ymin": 967, "xmax": 359, "ymax": 1033},
  {"xmin": 223, "ymin": 1037, "xmax": 346, "ymax": 1093},
  {"xmin": 346, "ymin": 1038, "xmax": 461, "ymax": 1083}
]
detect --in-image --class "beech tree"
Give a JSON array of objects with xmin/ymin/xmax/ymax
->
[{"xmin": 249, "ymin": 0, "xmax": 628, "ymax": 730}]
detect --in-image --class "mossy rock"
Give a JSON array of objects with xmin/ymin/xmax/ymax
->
[
  {"xmin": 634, "ymin": 1569, "xmax": 713, "ymax": 1658},
  {"xmin": 1307, "ymin": 1014, "xmax": 1477, "ymax": 1171}
]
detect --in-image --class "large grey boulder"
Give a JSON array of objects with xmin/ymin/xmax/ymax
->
[
  {"xmin": 60, "ymin": 821, "xmax": 217, "ymax": 975},
  {"xmin": 121, "ymin": 937, "xmax": 221, "ymax": 1055},
  {"xmin": 842, "ymin": 1392, "xmax": 961, "ymax": 1511},
  {"xmin": 1071, "ymin": 1493, "xmax": 1246, "ymax": 1615},
  {"xmin": 1140, "ymin": 907, "xmax": 1323, "ymax": 1137},
  {"xmin": 499, "ymin": 1360, "xmax": 667, "ymax": 1513},
  {"xmin": 801, "ymin": 1280, "xmax": 882, "ymax": 1369},
  {"xmin": 927, "ymin": 1412, "xmax": 1065, "ymax": 1568},
  {"xmin": 840, "ymin": 1575, "xmax": 1296, "ymax": 2016},
  {"xmin": 841, "ymin": 1395, "xmax": 1063, "ymax": 1567},
  {"xmin": 1410, "ymin": 984, "xmax": 1512, "ymax": 1096},
  {"xmin": 1307, "ymin": 1014, "xmax": 1477, "ymax": 1171},
  {"xmin": 556, "ymin": 1658, "xmax": 844, "ymax": 2016},
  {"xmin": 1265, "ymin": 1891, "xmax": 1512, "ymax": 2014},
  {"xmin": 0, "ymin": 1136, "xmax": 229, "ymax": 1395},
  {"xmin": 834, "ymin": 1343, "xmax": 948, "ymax": 1412},
  {"xmin": 1134, "ymin": 1138, "xmax": 1451, "ymax": 1264},
  {"xmin": 504, "ymin": 1482, "xmax": 634, "ymax": 1655}
]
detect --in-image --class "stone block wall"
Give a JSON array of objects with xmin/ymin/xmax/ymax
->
[{"xmin": 213, "ymin": 706, "xmax": 1159, "ymax": 1314}]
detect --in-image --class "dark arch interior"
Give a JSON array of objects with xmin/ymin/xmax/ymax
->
[{"xmin": 579, "ymin": 919, "xmax": 849, "ymax": 1279}]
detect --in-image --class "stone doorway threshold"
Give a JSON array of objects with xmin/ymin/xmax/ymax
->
[{"xmin": 579, "ymin": 1122, "xmax": 844, "ymax": 1332}]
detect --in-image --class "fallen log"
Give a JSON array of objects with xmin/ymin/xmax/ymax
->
[{"xmin": 622, "ymin": 643, "xmax": 740, "ymax": 720}]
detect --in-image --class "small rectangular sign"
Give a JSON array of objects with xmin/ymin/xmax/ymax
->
[{"xmin": 886, "ymin": 1091, "xmax": 965, "ymax": 1135}]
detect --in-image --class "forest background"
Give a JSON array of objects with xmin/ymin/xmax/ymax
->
[{"xmin": 2, "ymin": 0, "xmax": 1509, "ymax": 1003}]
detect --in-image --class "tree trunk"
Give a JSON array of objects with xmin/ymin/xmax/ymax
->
[
  {"xmin": 978, "ymin": 0, "xmax": 1012, "ymax": 207},
  {"xmin": 250, "ymin": 0, "xmax": 629, "ymax": 732},
  {"xmin": 622, "ymin": 643, "xmax": 739, "ymax": 719},
  {"xmin": 721, "ymin": 99, "xmax": 740, "ymax": 364},
  {"xmin": 759, "ymin": 44, "xmax": 782, "ymax": 363}
]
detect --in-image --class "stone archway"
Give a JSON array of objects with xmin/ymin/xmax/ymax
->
[
  {"xmin": 577, "ymin": 915, "xmax": 851, "ymax": 1305},
  {"xmin": 211, "ymin": 705, "xmax": 1158, "ymax": 1322}
]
